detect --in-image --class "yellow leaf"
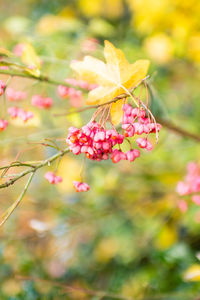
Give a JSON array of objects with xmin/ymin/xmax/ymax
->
[
  {"xmin": 110, "ymin": 99, "xmax": 124, "ymax": 125},
  {"xmin": 71, "ymin": 40, "xmax": 150, "ymax": 105},
  {"xmin": 155, "ymin": 225, "xmax": 177, "ymax": 250},
  {"xmin": 21, "ymin": 43, "xmax": 41, "ymax": 76},
  {"xmin": 183, "ymin": 264, "xmax": 200, "ymax": 282}
]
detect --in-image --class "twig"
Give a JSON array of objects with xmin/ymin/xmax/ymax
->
[
  {"xmin": 0, "ymin": 68, "xmax": 84, "ymax": 90},
  {"xmin": 54, "ymin": 100, "xmax": 200, "ymax": 144},
  {"xmin": 157, "ymin": 118, "xmax": 200, "ymax": 143},
  {"xmin": 0, "ymin": 148, "xmax": 69, "ymax": 189},
  {"xmin": 0, "ymin": 172, "xmax": 34, "ymax": 227}
]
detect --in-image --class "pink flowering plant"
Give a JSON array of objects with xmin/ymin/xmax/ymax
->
[{"xmin": 0, "ymin": 39, "xmax": 198, "ymax": 229}]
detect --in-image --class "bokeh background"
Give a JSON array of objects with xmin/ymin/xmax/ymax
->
[{"xmin": 0, "ymin": 0, "xmax": 200, "ymax": 299}]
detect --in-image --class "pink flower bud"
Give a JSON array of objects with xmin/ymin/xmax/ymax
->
[
  {"xmin": 73, "ymin": 181, "xmax": 90, "ymax": 192},
  {"xmin": 32, "ymin": 95, "xmax": 53, "ymax": 109},
  {"xmin": 45, "ymin": 172, "xmax": 62, "ymax": 184},
  {"xmin": 6, "ymin": 88, "xmax": 26, "ymax": 101},
  {"xmin": 126, "ymin": 150, "xmax": 136, "ymax": 162},
  {"xmin": 136, "ymin": 138, "xmax": 148, "ymax": 149},
  {"xmin": 0, "ymin": 119, "xmax": 8, "ymax": 131}
]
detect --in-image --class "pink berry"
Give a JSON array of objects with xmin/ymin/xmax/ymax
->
[
  {"xmin": 73, "ymin": 181, "xmax": 90, "ymax": 192},
  {"xmin": 45, "ymin": 172, "xmax": 62, "ymax": 184},
  {"xmin": 6, "ymin": 88, "xmax": 26, "ymax": 101},
  {"xmin": 0, "ymin": 119, "xmax": 8, "ymax": 131}
]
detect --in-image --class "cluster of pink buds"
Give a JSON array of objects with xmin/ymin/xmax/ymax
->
[
  {"xmin": 66, "ymin": 103, "xmax": 161, "ymax": 163},
  {"xmin": 6, "ymin": 88, "xmax": 26, "ymax": 101},
  {"xmin": 0, "ymin": 80, "xmax": 6, "ymax": 96},
  {"xmin": 58, "ymin": 84, "xmax": 83, "ymax": 107},
  {"xmin": 73, "ymin": 181, "xmax": 90, "ymax": 192},
  {"xmin": 0, "ymin": 119, "xmax": 8, "ymax": 131},
  {"xmin": 122, "ymin": 104, "xmax": 161, "ymax": 150},
  {"xmin": 65, "ymin": 78, "xmax": 98, "ymax": 91},
  {"xmin": 66, "ymin": 102, "xmax": 162, "ymax": 191},
  {"xmin": 31, "ymin": 95, "xmax": 53, "ymax": 109},
  {"xmin": 176, "ymin": 162, "xmax": 200, "ymax": 209},
  {"xmin": 45, "ymin": 172, "xmax": 62, "ymax": 184},
  {"xmin": 66, "ymin": 121, "xmax": 127, "ymax": 162},
  {"xmin": 58, "ymin": 78, "xmax": 97, "ymax": 107},
  {"xmin": 8, "ymin": 107, "xmax": 34, "ymax": 122}
]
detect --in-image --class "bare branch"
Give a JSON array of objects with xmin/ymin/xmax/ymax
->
[
  {"xmin": 0, "ymin": 148, "xmax": 69, "ymax": 189},
  {"xmin": 0, "ymin": 172, "xmax": 34, "ymax": 227}
]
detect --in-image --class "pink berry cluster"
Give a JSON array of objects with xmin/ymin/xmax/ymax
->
[
  {"xmin": 66, "ymin": 103, "xmax": 161, "ymax": 164},
  {"xmin": 58, "ymin": 84, "xmax": 83, "ymax": 107},
  {"xmin": 31, "ymin": 95, "xmax": 53, "ymax": 109},
  {"xmin": 45, "ymin": 172, "xmax": 62, "ymax": 184},
  {"xmin": 66, "ymin": 122, "xmax": 128, "ymax": 162},
  {"xmin": 73, "ymin": 181, "xmax": 90, "ymax": 192},
  {"xmin": 6, "ymin": 87, "xmax": 26, "ymax": 102},
  {"xmin": 0, "ymin": 119, "xmax": 8, "ymax": 131},
  {"xmin": 177, "ymin": 162, "xmax": 200, "ymax": 208},
  {"xmin": 8, "ymin": 107, "xmax": 34, "ymax": 122},
  {"xmin": 122, "ymin": 104, "xmax": 161, "ymax": 151},
  {"xmin": 58, "ymin": 78, "xmax": 97, "ymax": 107}
]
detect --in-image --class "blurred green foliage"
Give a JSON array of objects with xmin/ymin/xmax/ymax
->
[{"xmin": 0, "ymin": 0, "xmax": 200, "ymax": 299}]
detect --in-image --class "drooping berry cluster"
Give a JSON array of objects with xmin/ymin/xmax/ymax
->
[
  {"xmin": 45, "ymin": 172, "xmax": 62, "ymax": 184},
  {"xmin": 58, "ymin": 78, "xmax": 97, "ymax": 107},
  {"xmin": 8, "ymin": 107, "xmax": 34, "ymax": 122},
  {"xmin": 176, "ymin": 162, "xmax": 200, "ymax": 208},
  {"xmin": 6, "ymin": 87, "xmax": 26, "ymax": 102},
  {"xmin": 32, "ymin": 95, "xmax": 53, "ymax": 109},
  {"xmin": 66, "ymin": 103, "xmax": 161, "ymax": 164},
  {"xmin": 0, "ymin": 119, "xmax": 8, "ymax": 131},
  {"xmin": 66, "ymin": 122, "xmax": 126, "ymax": 162},
  {"xmin": 122, "ymin": 104, "xmax": 161, "ymax": 150},
  {"xmin": 73, "ymin": 181, "xmax": 90, "ymax": 192}
]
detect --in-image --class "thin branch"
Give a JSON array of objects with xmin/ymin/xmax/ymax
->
[
  {"xmin": 156, "ymin": 118, "xmax": 200, "ymax": 143},
  {"xmin": 15, "ymin": 275, "xmax": 133, "ymax": 300},
  {"xmin": 0, "ymin": 172, "xmax": 34, "ymax": 227},
  {"xmin": 0, "ymin": 148, "xmax": 69, "ymax": 189},
  {"xmin": 0, "ymin": 161, "xmax": 38, "ymax": 171},
  {"xmin": 0, "ymin": 68, "xmax": 83, "ymax": 90},
  {"xmin": 54, "ymin": 99, "xmax": 200, "ymax": 144}
]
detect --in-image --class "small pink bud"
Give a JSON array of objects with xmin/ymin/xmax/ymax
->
[
  {"xmin": 73, "ymin": 181, "xmax": 90, "ymax": 192},
  {"xmin": 0, "ymin": 119, "xmax": 8, "ymax": 131},
  {"xmin": 136, "ymin": 138, "xmax": 147, "ymax": 149},
  {"xmin": 45, "ymin": 172, "xmax": 62, "ymax": 184}
]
